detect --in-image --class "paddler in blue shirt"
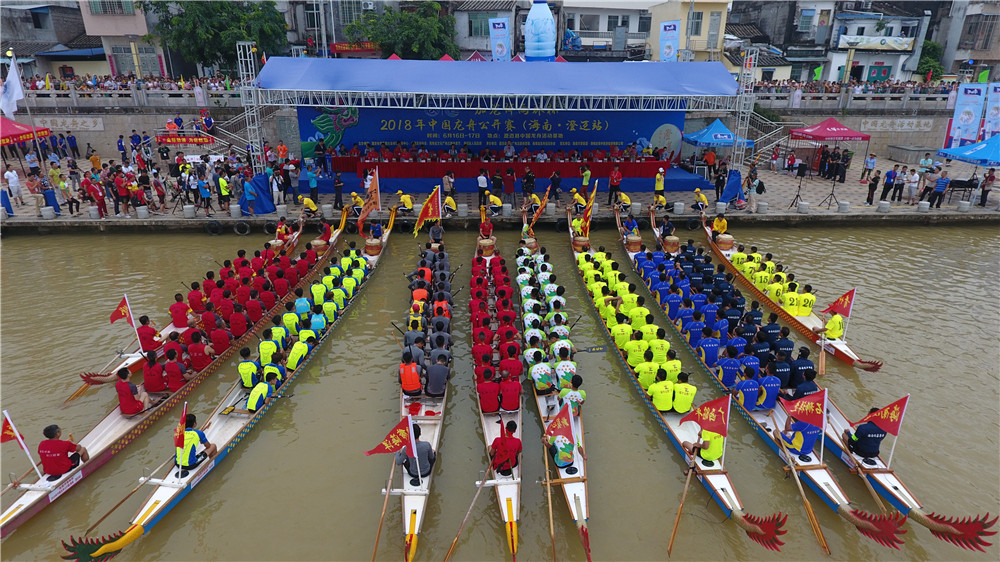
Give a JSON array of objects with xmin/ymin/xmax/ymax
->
[
  {"xmin": 780, "ymin": 368, "xmax": 820, "ymax": 401},
  {"xmin": 731, "ymin": 368, "xmax": 760, "ymax": 410},
  {"xmin": 247, "ymin": 373, "xmax": 277, "ymax": 413},
  {"xmin": 370, "ymin": 221, "xmax": 383, "ymax": 240},
  {"xmin": 176, "ymin": 414, "xmax": 217, "ymax": 471},
  {"xmin": 621, "ymin": 214, "xmax": 639, "ymax": 237},
  {"xmin": 842, "ymin": 408, "xmax": 888, "ymax": 464}
]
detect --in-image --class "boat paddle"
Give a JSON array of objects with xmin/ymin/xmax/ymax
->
[
  {"xmin": 84, "ymin": 455, "xmax": 175, "ymax": 536},
  {"xmin": 63, "ymin": 339, "xmax": 137, "ymax": 406},
  {"xmin": 390, "ymin": 322, "xmax": 405, "ymax": 336},
  {"xmin": 390, "ymin": 331, "xmax": 403, "ymax": 350},
  {"xmin": 442, "ymin": 461, "xmax": 492, "ymax": 562},
  {"xmin": 180, "ymin": 282, "xmax": 192, "ymax": 292},
  {"xmin": 818, "ymin": 335, "xmax": 827, "ymax": 376},
  {"xmin": 569, "ymin": 315, "xmax": 584, "ymax": 331},
  {"xmin": 667, "ymin": 460, "xmax": 696, "ymax": 556},
  {"xmin": 1, "ymin": 468, "xmax": 35, "ymax": 496},
  {"xmin": 768, "ymin": 413, "xmax": 831, "ymax": 555},
  {"xmin": 369, "ymin": 462, "xmax": 396, "ymax": 562},
  {"xmin": 578, "ymin": 346, "xmax": 607, "ymax": 353},
  {"xmin": 447, "ymin": 263, "xmax": 463, "ymax": 283}
]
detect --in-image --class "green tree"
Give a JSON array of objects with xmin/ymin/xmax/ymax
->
[
  {"xmin": 916, "ymin": 40, "xmax": 945, "ymax": 81},
  {"xmin": 345, "ymin": 2, "xmax": 459, "ymax": 60},
  {"xmin": 136, "ymin": 1, "xmax": 287, "ymax": 70}
]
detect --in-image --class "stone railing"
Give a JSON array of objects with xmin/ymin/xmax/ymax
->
[
  {"xmin": 20, "ymin": 84, "xmax": 243, "ymax": 109},
  {"xmin": 755, "ymin": 91, "xmax": 953, "ymax": 112}
]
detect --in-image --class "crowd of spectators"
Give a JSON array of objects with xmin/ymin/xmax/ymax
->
[
  {"xmin": 19, "ymin": 73, "xmax": 242, "ymax": 93},
  {"xmin": 753, "ymin": 79, "xmax": 957, "ymax": 95}
]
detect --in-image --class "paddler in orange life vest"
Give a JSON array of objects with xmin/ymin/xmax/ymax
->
[{"xmin": 399, "ymin": 351, "xmax": 425, "ymax": 397}]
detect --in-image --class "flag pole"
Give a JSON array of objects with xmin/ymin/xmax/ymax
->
[
  {"xmin": 819, "ymin": 391, "xmax": 827, "ymax": 463},
  {"xmin": 3, "ymin": 410, "xmax": 44, "ymax": 480},
  {"xmin": 885, "ymin": 395, "xmax": 908, "ymax": 469},
  {"xmin": 124, "ymin": 293, "xmax": 141, "ymax": 347},
  {"xmin": 842, "ymin": 288, "xmax": 855, "ymax": 342},
  {"xmin": 5, "ymin": 53, "xmax": 43, "ymax": 167},
  {"xmin": 407, "ymin": 414, "xmax": 422, "ymax": 489},
  {"xmin": 720, "ymin": 395, "xmax": 731, "ymax": 468}
]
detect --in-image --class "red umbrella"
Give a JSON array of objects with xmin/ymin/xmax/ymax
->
[{"xmin": 466, "ymin": 51, "xmax": 487, "ymax": 61}]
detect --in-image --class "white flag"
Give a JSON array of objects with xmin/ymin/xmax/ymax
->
[{"xmin": 1, "ymin": 56, "xmax": 26, "ymax": 120}]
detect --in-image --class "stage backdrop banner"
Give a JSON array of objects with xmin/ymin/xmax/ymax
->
[
  {"xmin": 489, "ymin": 18, "xmax": 512, "ymax": 62},
  {"xmin": 944, "ymin": 83, "xmax": 987, "ymax": 149},
  {"xmin": 297, "ymin": 106, "xmax": 684, "ymax": 161}
]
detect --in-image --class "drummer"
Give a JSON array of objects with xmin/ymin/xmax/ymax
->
[
  {"xmin": 711, "ymin": 213, "xmax": 728, "ymax": 241},
  {"xmin": 369, "ymin": 221, "xmax": 384, "ymax": 240},
  {"xmin": 479, "ymin": 215, "xmax": 496, "ymax": 243},
  {"xmin": 428, "ymin": 220, "xmax": 444, "ymax": 244}
]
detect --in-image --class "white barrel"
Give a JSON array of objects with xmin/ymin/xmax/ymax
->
[
  {"xmin": 876, "ymin": 201, "xmax": 891, "ymax": 213},
  {"xmin": 229, "ymin": 203, "xmax": 242, "ymax": 218},
  {"xmin": 41, "ymin": 206, "xmax": 57, "ymax": 219},
  {"xmin": 1, "ymin": 208, "xmax": 8, "ymax": 220},
  {"xmin": 757, "ymin": 201, "xmax": 769, "ymax": 214},
  {"xmin": 714, "ymin": 201, "xmax": 727, "ymax": 215},
  {"xmin": 917, "ymin": 201, "xmax": 931, "ymax": 212},
  {"xmin": 181, "ymin": 204, "xmax": 195, "ymax": 218},
  {"xmin": 672, "ymin": 201, "xmax": 684, "ymax": 215},
  {"xmin": 631, "ymin": 202, "xmax": 643, "ymax": 216},
  {"xmin": 457, "ymin": 203, "xmax": 469, "ymax": 218},
  {"xmin": 136, "ymin": 205, "xmax": 150, "ymax": 219},
  {"xmin": 546, "ymin": 202, "xmax": 555, "ymax": 215},
  {"xmin": 276, "ymin": 204, "xmax": 288, "ymax": 217},
  {"xmin": 957, "ymin": 200, "xmax": 971, "ymax": 212},
  {"xmin": 87, "ymin": 206, "xmax": 100, "ymax": 219},
  {"xmin": 414, "ymin": 203, "xmax": 422, "ymax": 216},
  {"xmin": 500, "ymin": 203, "xmax": 510, "ymax": 217},
  {"xmin": 591, "ymin": 202, "xmax": 599, "ymax": 215},
  {"xmin": 797, "ymin": 202, "xmax": 810, "ymax": 214},
  {"xmin": 837, "ymin": 201, "xmax": 851, "ymax": 213},
  {"xmin": 321, "ymin": 204, "xmax": 334, "ymax": 219}
]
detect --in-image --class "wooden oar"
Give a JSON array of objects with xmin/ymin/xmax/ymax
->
[
  {"xmin": 390, "ymin": 331, "xmax": 404, "ymax": 350},
  {"xmin": 667, "ymin": 461, "xmax": 696, "ymax": 556},
  {"xmin": 769, "ymin": 413, "xmax": 831, "ymax": 555},
  {"xmin": 370, "ymin": 462, "xmax": 396, "ymax": 562},
  {"xmin": 818, "ymin": 335, "xmax": 827, "ymax": 376},
  {"xmin": 443, "ymin": 461, "xmax": 492, "ymax": 561},
  {"xmin": 542, "ymin": 446, "xmax": 557, "ymax": 562},
  {"xmin": 63, "ymin": 337, "xmax": 138, "ymax": 406},
  {"xmin": 390, "ymin": 321, "xmax": 405, "ymax": 336},
  {"xmin": 84, "ymin": 456, "xmax": 175, "ymax": 536},
  {"xmin": 447, "ymin": 263, "xmax": 463, "ymax": 283}
]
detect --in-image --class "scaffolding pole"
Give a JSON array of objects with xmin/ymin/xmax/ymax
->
[
  {"xmin": 237, "ymin": 41, "xmax": 264, "ymax": 175},
  {"xmin": 732, "ymin": 46, "xmax": 757, "ymax": 175}
]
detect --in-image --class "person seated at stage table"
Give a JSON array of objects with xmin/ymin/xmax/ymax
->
[
  {"xmin": 350, "ymin": 192, "xmax": 364, "ymax": 217},
  {"xmin": 571, "ymin": 189, "xmax": 586, "ymax": 216},
  {"xmin": 486, "ymin": 191, "xmax": 502, "ymax": 217},
  {"xmin": 396, "ymin": 190, "xmax": 413, "ymax": 215}
]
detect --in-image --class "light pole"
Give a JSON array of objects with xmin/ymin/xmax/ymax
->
[{"xmin": 5, "ymin": 49, "xmax": 43, "ymax": 163}]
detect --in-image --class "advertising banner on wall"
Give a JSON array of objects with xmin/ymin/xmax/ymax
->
[
  {"xmin": 297, "ymin": 106, "xmax": 685, "ymax": 159},
  {"xmin": 983, "ymin": 82, "xmax": 1000, "ymax": 141},
  {"xmin": 943, "ymin": 83, "xmax": 987, "ymax": 148},
  {"xmin": 489, "ymin": 18, "xmax": 512, "ymax": 62},
  {"xmin": 659, "ymin": 20, "xmax": 680, "ymax": 62}
]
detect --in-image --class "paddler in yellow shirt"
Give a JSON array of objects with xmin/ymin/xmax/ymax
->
[
  {"xmin": 781, "ymin": 282, "xmax": 801, "ymax": 314},
  {"xmin": 711, "ymin": 213, "xmax": 727, "ymax": 241},
  {"xmin": 730, "ymin": 244, "xmax": 748, "ymax": 273},
  {"xmin": 797, "ymin": 284, "xmax": 816, "ymax": 317},
  {"xmin": 765, "ymin": 275, "xmax": 785, "ymax": 301},
  {"xmin": 814, "ymin": 312, "xmax": 845, "ymax": 340},
  {"xmin": 571, "ymin": 188, "xmax": 586, "ymax": 215},
  {"xmin": 752, "ymin": 264, "xmax": 771, "ymax": 291},
  {"xmin": 396, "ymin": 190, "xmax": 413, "ymax": 215}
]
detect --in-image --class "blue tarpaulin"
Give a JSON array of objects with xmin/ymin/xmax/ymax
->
[
  {"xmin": 238, "ymin": 174, "xmax": 277, "ymax": 216},
  {"xmin": 683, "ymin": 119, "xmax": 755, "ymax": 148},
  {"xmin": 937, "ymin": 134, "xmax": 1000, "ymax": 167},
  {"xmin": 257, "ymin": 58, "xmax": 739, "ymax": 97},
  {"xmin": 43, "ymin": 190, "xmax": 61, "ymax": 215},
  {"xmin": 1, "ymin": 190, "xmax": 13, "ymax": 216},
  {"xmin": 719, "ymin": 169, "xmax": 744, "ymax": 203}
]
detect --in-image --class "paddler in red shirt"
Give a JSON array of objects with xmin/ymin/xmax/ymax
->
[
  {"xmin": 169, "ymin": 293, "xmax": 195, "ymax": 328},
  {"xmin": 135, "ymin": 315, "xmax": 161, "ymax": 352},
  {"xmin": 187, "ymin": 281, "xmax": 207, "ymax": 313},
  {"xmin": 303, "ymin": 243, "xmax": 318, "ymax": 266},
  {"xmin": 115, "ymin": 368, "xmax": 151, "ymax": 415},
  {"xmin": 37, "ymin": 425, "xmax": 89, "ymax": 478},
  {"xmin": 186, "ymin": 332, "xmax": 216, "ymax": 372}
]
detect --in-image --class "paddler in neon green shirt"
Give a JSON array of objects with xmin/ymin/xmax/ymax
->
[
  {"xmin": 765, "ymin": 276, "xmax": 785, "ymax": 301},
  {"xmin": 557, "ymin": 375, "xmax": 586, "ymax": 416},
  {"xmin": 683, "ymin": 428, "xmax": 724, "ymax": 466},
  {"xmin": 815, "ymin": 312, "xmax": 845, "ymax": 340},
  {"xmin": 634, "ymin": 350, "xmax": 660, "ymax": 390},
  {"xmin": 623, "ymin": 330, "xmax": 649, "ymax": 368},
  {"xmin": 731, "ymin": 244, "xmax": 748, "ymax": 273},
  {"xmin": 798, "ymin": 284, "xmax": 817, "ymax": 317},
  {"xmin": 781, "ymin": 283, "xmax": 800, "ymax": 315},
  {"xmin": 752, "ymin": 264, "xmax": 771, "ymax": 291},
  {"xmin": 647, "ymin": 371, "xmax": 674, "ymax": 412},
  {"xmin": 671, "ymin": 372, "xmax": 697, "ymax": 413},
  {"xmin": 661, "ymin": 350, "xmax": 682, "ymax": 382}
]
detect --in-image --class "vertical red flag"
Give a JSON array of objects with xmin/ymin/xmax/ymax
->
[
  {"xmin": 543, "ymin": 402, "xmax": 574, "ymax": 441},
  {"xmin": 364, "ymin": 416, "xmax": 412, "ymax": 456},
  {"xmin": 527, "ymin": 184, "xmax": 550, "ymax": 237},
  {"xmin": 925, "ymin": 69, "xmax": 933, "ymax": 83},
  {"xmin": 580, "ymin": 179, "xmax": 599, "ymax": 237},
  {"xmin": 174, "ymin": 402, "xmax": 188, "ymax": 449},
  {"xmin": 412, "ymin": 186, "xmax": 441, "ymax": 237},
  {"xmin": 820, "ymin": 288, "xmax": 855, "ymax": 317},
  {"xmin": 356, "ymin": 166, "xmax": 381, "ymax": 232},
  {"xmin": 852, "ymin": 395, "xmax": 909, "ymax": 436},
  {"xmin": 109, "ymin": 295, "xmax": 134, "ymax": 326},
  {"xmin": 780, "ymin": 389, "xmax": 826, "ymax": 429},
  {"xmin": 680, "ymin": 395, "xmax": 731, "ymax": 437},
  {"xmin": 1, "ymin": 417, "xmax": 24, "ymax": 444}
]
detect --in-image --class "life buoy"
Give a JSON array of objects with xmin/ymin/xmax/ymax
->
[
  {"xmin": 234, "ymin": 221, "xmax": 251, "ymax": 236},
  {"xmin": 554, "ymin": 218, "xmax": 569, "ymax": 233},
  {"xmin": 205, "ymin": 220, "xmax": 223, "ymax": 235},
  {"xmin": 263, "ymin": 221, "xmax": 277, "ymax": 235},
  {"xmin": 686, "ymin": 218, "xmax": 700, "ymax": 230}
]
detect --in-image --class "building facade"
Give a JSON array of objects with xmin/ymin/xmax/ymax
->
[
  {"xmin": 78, "ymin": 0, "xmax": 166, "ymax": 76},
  {"xmin": 933, "ymin": 0, "xmax": 999, "ymax": 80},
  {"xmin": 649, "ymin": 0, "xmax": 731, "ymax": 62}
]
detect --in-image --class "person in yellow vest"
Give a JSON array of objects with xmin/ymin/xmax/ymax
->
[
  {"xmin": 654, "ymin": 167, "xmax": 665, "ymax": 198},
  {"xmin": 711, "ymin": 213, "xmax": 727, "ymax": 241},
  {"xmin": 571, "ymin": 216, "xmax": 584, "ymax": 236},
  {"xmin": 616, "ymin": 191, "xmax": 631, "ymax": 214},
  {"xmin": 175, "ymin": 413, "xmax": 217, "ymax": 472},
  {"xmin": 634, "ymin": 350, "xmax": 661, "ymax": 390},
  {"xmin": 661, "ymin": 349, "xmax": 683, "ymax": 382},
  {"xmin": 765, "ymin": 275, "xmax": 785, "ymax": 301},
  {"xmin": 286, "ymin": 336, "xmax": 316, "ymax": 372},
  {"xmin": 797, "ymin": 284, "xmax": 816, "ymax": 317},
  {"xmin": 652, "ymin": 192, "xmax": 667, "ymax": 210},
  {"xmin": 752, "ymin": 264, "xmax": 771, "ymax": 291},
  {"xmin": 646, "ymin": 370, "xmax": 674, "ymax": 412},
  {"xmin": 682, "ymin": 427, "xmax": 724, "ymax": 467},
  {"xmin": 298, "ymin": 194, "xmax": 318, "ymax": 218},
  {"xmin": 730, "ymin": 244, "xmax": 748, "ymax": 273},
  {"xmin": 350, "ymin": 192, "xmax": 365, "ymax": 217},
  {"xmin": 781, "ymin": 282, "xmax": 801, "ymax": 315},
  {"xmin": 814, "ymin": 312, "xmax": 845, "ymax": 340},
  {"xmin": 443, "ymin": 193, "xmax": 457, "ymax": 218},
  {"xmin": 747, "ymin": 246, "xmax": 763, "ymax": 268},
  {"xmin": 396, "ymin": 190, "xmax": 413, "ymax": 215},
  {"xmin": 247, "ymin": 372, "xmax": 277, "ymax": 413},
  {"xmin": 692, "ymin": 188, "xmax": 708, "ymax": 212},
  {"xmin": 671, "ymin": 371, "xmax": 697, "ymax": 413},
  {"xmin": 571, "ymin": 188, "xmax": 586, "ymax": 215},
  {"xmin": 486, "ymin": 191, "xmax": 502, "ymax": 217}
]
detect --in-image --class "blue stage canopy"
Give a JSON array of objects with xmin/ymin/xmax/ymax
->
[
  {"xmin": 683, "ymin": 118, "xmax": 754, "ymax": 148},
  {"xmin": 257, "ymin": 58, "xmax": 738, "ymax": 97}
]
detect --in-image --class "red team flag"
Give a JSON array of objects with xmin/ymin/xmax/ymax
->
[
  {"xmin": 356, "ymin": 166, "xmax": 381, "ymax": 232},
  {"xmin": 580, "ymin": 180, "xmax": 599, "ymax": 237},
  {"xmin": 412, "ymin": 186, "xmax": 441, "ymax": 237},
  {"xmin": 1, "ymin": 416, "xmax": 24, "ymax": 444},
  {"xmin": 780, "ymin": 389, "xmax": 827, "ymax": 429},
  {"xmin": 820, "ymin": 288, "xmax": 855, "ymax": 317},
  {"xmin": 174, "ymin": 402, "xmax": 188, "ymax": 448},
  {"xmin": 526, "ymin": 184, "xmax": 550, "ymax": 237},
  {"xmin": 852, "ymin": 395, "xmax": 909, "ymax": 436},
  {"xmin": 544, "ymin": 402, "xmax": 574, "ymax": 441},
  {"xmin": 364, "ymin": 416, "xmax": 413, "ymax": 456},
  {"xmin": 680, "ymin": 395, "xmax": 731, "ymax": 437},
  {"xmin": 109, "ymin": 295, "xmax": 134, "ymax": 326}
]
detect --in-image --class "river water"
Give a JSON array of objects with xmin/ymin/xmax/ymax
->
[{"xmin": 1, "ymin": 224, "xmax": 997, "ymax": 561}]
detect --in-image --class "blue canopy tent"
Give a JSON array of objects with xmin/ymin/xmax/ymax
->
[
  {"xmin": 683, "ymin": 119, "xmax": 755, "ymax": 148},
  {"xmin": 238, "ymin": 174, "xmax": 277, "ymax": 216},
  {"xmin": 937, "ymin": 134, "xmax": 1000, "ymax": 167}
]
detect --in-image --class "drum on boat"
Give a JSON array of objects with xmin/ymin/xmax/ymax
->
[
  {"xmin": 268, "ymin": 239, "xmax": 284, "ymax": 250},
  {"xmin": 717, "ymin": 234, "xmax": 735, "ymax": 251},
  {"xmin": 430, "ymin": 243, "xmax": 442, "ymax": 253},
  {"xmin": 662, "ymin": 235, "xmax": 680, "ymax": 254},
  {"xmin": 572, "ymin": 236, "xmax": 590, "ymax": 252},
  {"xmin": 625, "ymin": 235, "xmax": 642, "ymax": 253},
  {"xmin": 478, "ymin": 238, "xmax": 496, "ymax": 256},
  {"xmin": 365, "ymin": 237, "xmax": 383, "ymax": 256},
  {"xmin": 310, "ymin": 239, "xmax": 328, "ymax": 248},
  {"xmin": 524, "ymin": 237, "xmax": 538, "ymax": 251}
]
